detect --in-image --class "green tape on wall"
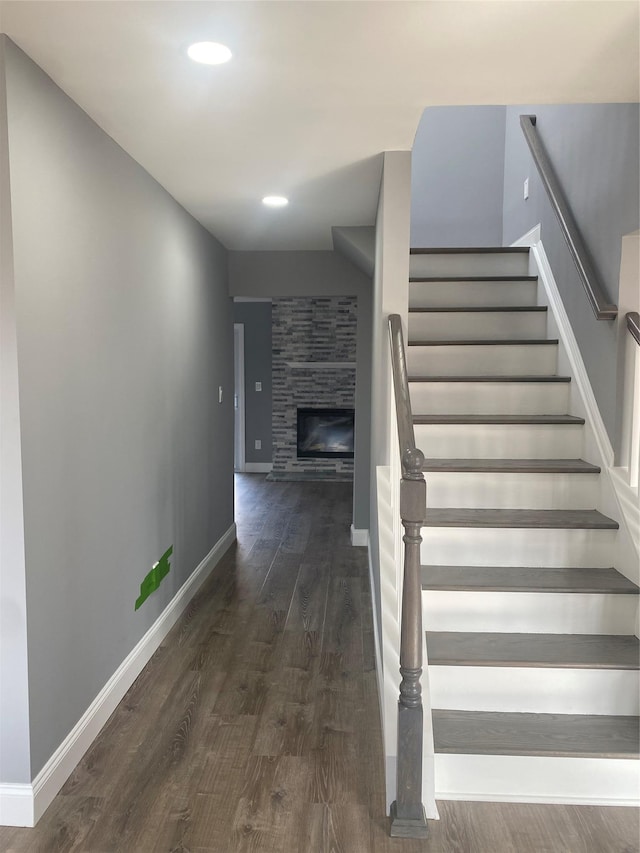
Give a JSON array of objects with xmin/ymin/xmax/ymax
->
[{"xmin": 135, "ymin": 545, "xmax": 173, "ymax": 610}]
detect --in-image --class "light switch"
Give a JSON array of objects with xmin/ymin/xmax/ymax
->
[
  {"xmin": 218, "ymin": 386, "xmax": 223, "ymax": 403},
  {"xmin": 255, "ymin": 381, "xmax": 262, "ymax": 392},
  {"xmin": 255, "ymin": 439, "xmax": 262, "ymax": 450},
  {"xmin": 524, "ymin": 178, "xmax": 529, "ymax": 200}
]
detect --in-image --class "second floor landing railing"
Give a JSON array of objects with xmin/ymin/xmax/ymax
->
[
  {"xmin": 520, "ymin": 114, "xmax": 618, "ymax": 321},
  {"xmin": 388, "ymin": 314, "xmax": 429, "ymax": 839}
]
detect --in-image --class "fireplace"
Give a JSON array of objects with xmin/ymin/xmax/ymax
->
[{"xmin": 297, "ymin": 408, "xmax": 355, "ymax": 459}]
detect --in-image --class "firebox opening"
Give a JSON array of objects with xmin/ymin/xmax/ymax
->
[{"xmin": 297, "ymin": 408, "xmax": 355, "ymax": 459}]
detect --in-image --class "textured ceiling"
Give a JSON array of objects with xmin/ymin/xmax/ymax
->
[{"xmin": 1, "ymin": 1, "xmax": 638, "ymax": 249}]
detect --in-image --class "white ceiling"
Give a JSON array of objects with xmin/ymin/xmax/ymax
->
[{"xmin": 1, "ymin": 1, "xmax": 638, "ymax": 250}]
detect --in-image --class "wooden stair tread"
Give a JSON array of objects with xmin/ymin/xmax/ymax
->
[
  {"xmin": 414, "ymin": 414, "xmax": 584, "ymax": 425},
  {"xmin": 432, "ymin": 710, "xmax": 640, "ymax": 759},
  {"xmin": 409, "ymin": 305, "xmax": 547, "ymax": 313},
  {"xmin": 421, "ymin": 458, "xmax": 599, "ymax": 473},
  {"xmin": 421, "ymin": 565, "xmax": 638, "ymax": 594},
  {"xmin": 409, "ymin": 275, "xmax": 538, "ymax": 282},
  {"xmin": 408, "ymin": 375, "xmax": 571, "ymax": 383},
  {"xmin": 426, "ymin": 632, "xmax": 640, "ymax": 669},
  {"xmin": 423, "ymin": 508, "xmax": 619, "ymax": 529},
  {"xmin": 408, "ymin": 339, "xmax": 558, "ymax": 347},
  {"xmin": 411, "ymin": 247, "xmax": 530, "ymax": 254}
]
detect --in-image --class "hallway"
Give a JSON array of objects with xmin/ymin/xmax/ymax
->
[{"xmin": 1, "ymin": 475, "xmax": 638, "ymax": 852}]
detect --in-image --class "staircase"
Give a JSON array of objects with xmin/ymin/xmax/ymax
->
[{"xmin": 406, "ymin": 247, "xmax": 640, "ymax": 804}]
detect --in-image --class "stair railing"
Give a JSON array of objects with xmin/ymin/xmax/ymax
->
[
  {"xmin": 387, "ymin": 314, "xmax": 429, "ymax": 838},
  {"xmin": 627, "ymin": 311, "xmax": 640, "ymax": 347},
  {"xmin": 519, "ymin": 114, "xmax": 618, "ymax": 321}
]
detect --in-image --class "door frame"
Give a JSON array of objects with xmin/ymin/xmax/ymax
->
[{"xmin": 234, "ymin": 323, "xmax": 245, "ymax": 472}]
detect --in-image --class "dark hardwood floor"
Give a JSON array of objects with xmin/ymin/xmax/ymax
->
[{"xmin": 2, "ymin": 474, "xmax": 638, "ymax": 852}]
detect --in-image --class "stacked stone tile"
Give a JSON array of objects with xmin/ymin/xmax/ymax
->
[{"xmin": 272, "ymin": 297, "xmax": 357, "ymax": 477}]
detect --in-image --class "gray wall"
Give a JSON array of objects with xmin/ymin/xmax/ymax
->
[
  {"xmin": 233, "ymin": 301, "xmax": 272, "ymax": 464},
  {"xmin": 3, "ymin": 38, "xmax": 234, "ymax": 779},
  {"xmin": 229, "ymin": 250, "xmax": 371, "ymax": 298},
  {"xmin": 369, "ymin": 151, "xmax": 412, "ymax": 679},
  {"xmin": 503, "ymin": 103, "xmax": 640, "ymax": 445},
  {"xmin": 230, "ymin": 250, "xmax": 372, "ymax": 531},
  {"xmin": 411, "ymin": 106, "xmax": 506, "ymax": 247},
  {"xmin": 0, "ymin": 35, "xmax": 31, "ymax": 785},
  {"xmin": 332, "ymin": 226, "xmax": 375, "ymax": 277}
]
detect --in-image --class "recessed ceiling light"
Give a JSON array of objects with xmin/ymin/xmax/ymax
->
[
  {"xmin": 187, "ymin": 42, "xmax": 232, "ymax": 65},
  {"xmin": 262, "ymin": 196, "xmax": 289, "ymax": 208}
]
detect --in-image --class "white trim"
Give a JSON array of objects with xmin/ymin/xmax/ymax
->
[
  {"xmin": 530, "ymin": 237, "xmax": 614, "ymax": 466},
  {"xmin": 609, "ymin": 467, "xmax": 640, "ymax": 552},
  {"xmin": 244, "ymin": 462, "xmax": 273, "ymax": 473},
  {"xmin": 367, "ymin": 541, "xmax": 384, "ymax": 726},
  {"xmin": 234, "ymin": 323, "xmax": 245, "ymax": 473},
  {"xmin": 435, "ymin": 754, "xmax": 639, "ymax": 807},
  {"xmin": 0, "ymin": 785, "xmax": 33, "ymax": 828},
  {"xmin": 350, "ymin": 525, "xmax": 368, "ymax": 547},
  {"xmin": 510, "ymin": 223, "xmax": 541, "ymax": 247},
  {"xmin": 0, "ymin": 523, "xmax": 236, "ymax": 828},
  {"xmin": 520, "ymin": 230, "xmax": 638, "ymax": 587},
  {"xmin": 436, "ymin": 792, "xmax": 640, "ymax": 807}
]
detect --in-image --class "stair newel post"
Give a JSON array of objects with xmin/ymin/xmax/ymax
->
[
  {"xmin": 390, "ymin": 446, "xmax": 429, "ymax": 838},
  {"xmin": 388, "ymin": 313, "xmax": 429, "ymax": 837}
]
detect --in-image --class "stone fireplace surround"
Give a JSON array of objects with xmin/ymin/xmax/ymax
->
[{"xmin": 271, "ymin": 296, "xmax": 357, "ymax": 478}]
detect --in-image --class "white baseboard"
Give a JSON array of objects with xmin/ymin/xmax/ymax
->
[
  {"xmin": 350, "ymin": 525, "xmax": 369, "ymax": 547},
  {"xmin": 0, "ymin": 785, "xmax": 33, "ymax": 828},
  {"xmin": 243, "ymin": 462, "xmax": 273, "ymax": 473},
  {"xmin": 0, "ymin": 523, "xmax": 236, "ymax": 828}
]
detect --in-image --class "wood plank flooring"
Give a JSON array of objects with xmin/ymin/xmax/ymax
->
[{"xmin": 1, "ymin": 474, "xmax": 638, "ymax": 852}]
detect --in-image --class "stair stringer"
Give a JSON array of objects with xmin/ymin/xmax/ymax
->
[{"xmin": 514, "ymin": 227, "xmax": 640, "ymax": 600}]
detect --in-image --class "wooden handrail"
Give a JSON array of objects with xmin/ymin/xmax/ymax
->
[
  {"xmin": 519, "ymin": 115, "xmax": 618, "ymax": 321},
  {"xmin": 388, "ymin": 315, "xmax": 429, "ymax": 839},
  {"xmin": 627, "ymin": 312, "xmax": 640, "ymax": 346}
]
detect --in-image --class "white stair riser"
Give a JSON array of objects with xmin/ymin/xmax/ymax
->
[
  {"xmin": 420, "ymin": 527, "xmax": 618, "ymax": 568},
  {"xmin": 414, "ymin": 423, "xmax": 583, "ymax": 459},
  {"xmin": 429, "ymin": 666, "xmax": 640, "ymax": 716},
  {"xmin": 426, "ymin": 471, "xmax": 599, "ymax": 509},
  {"xmin": 409, "ymin": 280, "xmax": 538, "ymax": 308},
  {"xmin": 423, "ymin": 590, "xmax": 637, "ymax": 634},
  {"xmin": 434, "ymin": 754, "xmax": 640, "ymax": 805},
  {"xmin": 410, "ymin": 253, "xmax": 530, "ymax": 278},
  {"xmin": 408, "ymin": 311, "xmax": 547, "ymax": 341},
  {"xmin": 410, "ymin": 381, "xmax": 570, "ymax": 415},
  {"xmin": 407, "ymin": 344, "xmax": 557, "ymax": 376}
]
